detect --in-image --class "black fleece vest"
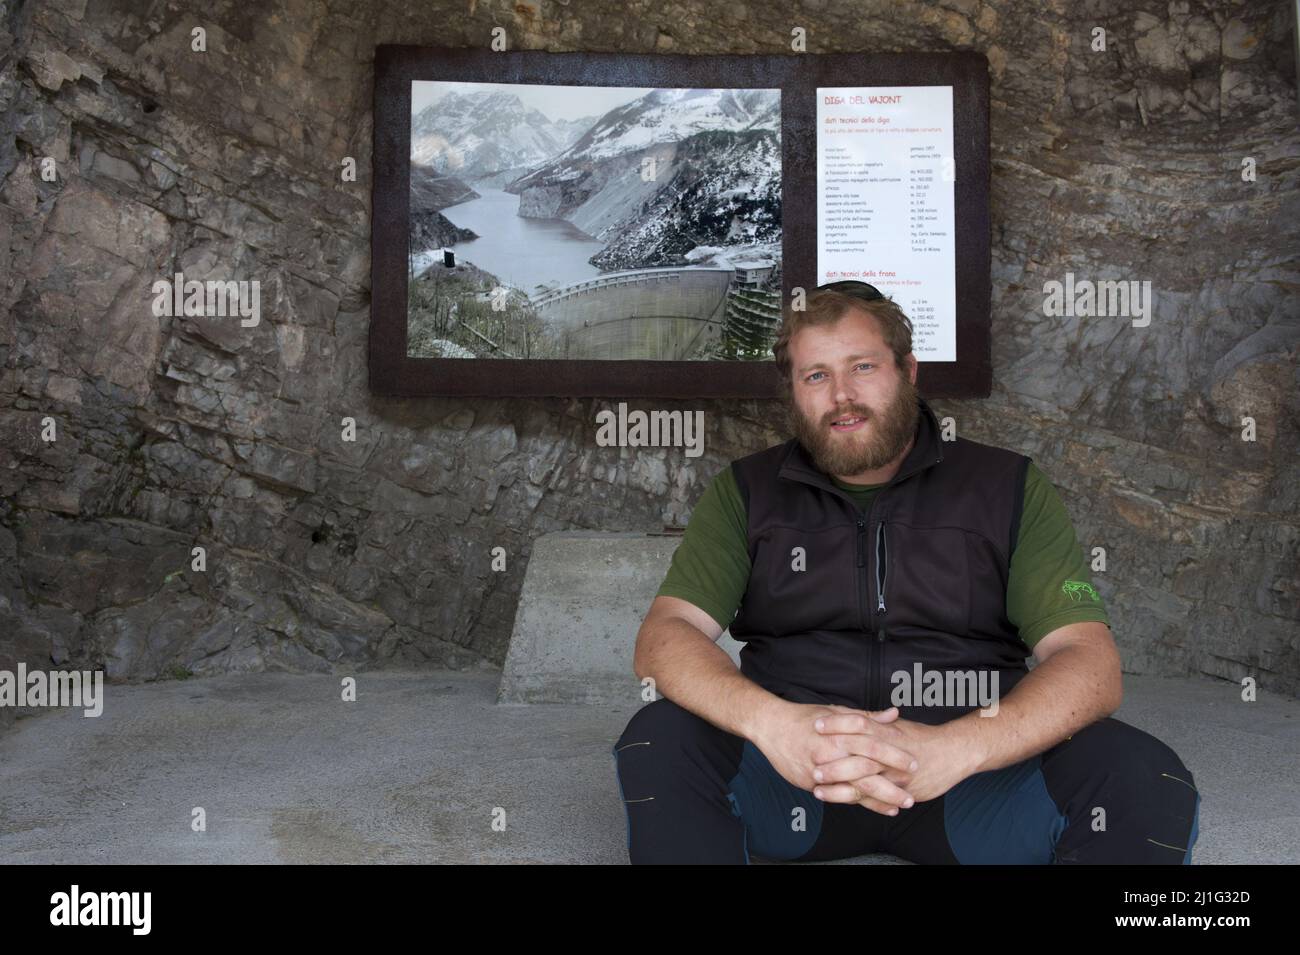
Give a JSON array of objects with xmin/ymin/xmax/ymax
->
[{"xmin": 728, "ymin": 395, "xmax": 1033, "ymax": 724}]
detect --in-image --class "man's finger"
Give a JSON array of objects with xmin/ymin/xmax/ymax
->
[
  {"xmin": 817, "ymin": 733, "xmax": 919, "ymax": 773},
  {"xmin": 814, "ymin": 773, "xmax": 915, "ymax": 809},
  {"xmin": 812, "ymin": 754, "xmax": 886, "ymax": 784},
  {"xmin": 813, "ymin": 721, "xmax": 917, "ymax": 772},
  {"xmin": 815, "ymin": 750, "xmax": 916, "ymax": 783},
  {"xmin": 823, "ymin": 705, "xmax": 898, "ymax": 724},
  {"xmin": 856, "ymin": 795, "xmax": 903, "ymax": 817},
  {"xmin": 815, "ymin": 709, "xmax": 899, "ymax": 737},
  {"xmin": 814, "ymin": 777, "xmax": 907, "ymax": 816}
]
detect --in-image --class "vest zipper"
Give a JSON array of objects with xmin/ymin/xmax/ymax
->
[
  {"xmin": 836, "ymin": 495, "xmax": 886, "ymax": 713},
  {"xmin": 871, "ymin": 520, "xmax": 887, "ymax": 711},
  {"xmin": 861, "ymin": 503, "xmax": 879, "ymax": 712},
  {"xmin": 876, "ymin": 521, "xmax": 888, "ymax": 613}
]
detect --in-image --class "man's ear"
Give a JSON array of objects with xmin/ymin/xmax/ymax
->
[{"xmin": 906, "ymin": 353, "xmax": 918, "ymax": 384}]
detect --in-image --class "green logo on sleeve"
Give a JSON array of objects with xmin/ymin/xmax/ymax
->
[{"xmin": 1062, "ymin": 580, "xmax": 1101, "ymax": 602}]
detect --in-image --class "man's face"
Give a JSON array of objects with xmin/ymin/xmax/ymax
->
[{"xmin": 783, "ymin": 307, "xmax": 919, "ymax": 479}]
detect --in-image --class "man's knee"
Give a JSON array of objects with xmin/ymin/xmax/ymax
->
[
  {"xmin": 1073, "ymin": 718, "xmax": 1197, "ymax": 792},
  {"xmin": 612, "ymin": 697, "xmax": 729, "ymax": 788},
  {"xmin": 1049, "ymin": 718, "xmax": 1200, "ymax": 862},
  {"xmin": 613, "ymin": 697, "xmax": 699, "ymax": 757}
]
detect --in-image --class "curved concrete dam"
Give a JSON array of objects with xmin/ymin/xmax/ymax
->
[{"xmin": 530, "ymin": 267, "xmax": 734, "ymax": 360}]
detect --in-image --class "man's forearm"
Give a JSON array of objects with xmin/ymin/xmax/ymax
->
[
  {"xmin": 634, "ymin": 618, "xmax": 788, "ymax": 742},
  {"xmin": 947, "ymin": 643, "xmax": 1123, "ymax": 776}
]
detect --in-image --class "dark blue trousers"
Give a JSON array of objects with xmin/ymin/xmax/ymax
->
[{"xmin": 612, "ymin": 697, "xmax": 1201, "ymax": 864}]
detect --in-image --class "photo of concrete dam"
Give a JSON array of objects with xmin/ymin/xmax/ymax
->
[{"xmin": 406, "ymin": 82, "xmax": 783, "ymax": 362}]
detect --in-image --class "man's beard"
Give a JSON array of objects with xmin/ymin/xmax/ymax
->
[{"xmin": 784, "ymin": 372, "xmax": 920, "ymax": 478}]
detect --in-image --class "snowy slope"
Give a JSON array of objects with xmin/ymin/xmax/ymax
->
[
  {"xmin": 537, "ymin": 88, "xmax": 779, "ymax": 169},
  {"xmin": 411, "ymin": 90, "xmax": 596, "ymax": 179},
  {"xmin": 590, "ymin": 128, "xmax": 781, "ymax": 270},
  {"xmin": 502, "ymin": 88, "xmax": 781, "ymax": 267}
]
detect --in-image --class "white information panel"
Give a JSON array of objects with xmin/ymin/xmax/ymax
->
[{"xmin": 816, "ymin": 86, "xmax": 957, "ymax": 361}]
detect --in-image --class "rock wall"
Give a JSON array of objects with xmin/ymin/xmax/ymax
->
[{"xmin": 1, "ymin": 0, "xmax": 1296, "ymax": 737}]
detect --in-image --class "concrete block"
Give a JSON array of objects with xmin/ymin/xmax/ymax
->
[{"xmin": 498, "ymin": 531, "xmax": 743, "ymax": 704}]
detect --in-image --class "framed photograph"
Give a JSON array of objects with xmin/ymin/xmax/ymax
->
[{"xmin": 371, "ymin": 46, "xmax": 990, "ymax": 397}]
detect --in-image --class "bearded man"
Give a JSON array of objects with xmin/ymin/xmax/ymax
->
[{"xmin": 612, "ymin": 283, "xmax": 1201, "ymax": 865}]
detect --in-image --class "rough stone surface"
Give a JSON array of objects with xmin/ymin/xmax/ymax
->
[{"xmin": 0, "ymin": 1, "xmax": 1296, "ymax": 717}]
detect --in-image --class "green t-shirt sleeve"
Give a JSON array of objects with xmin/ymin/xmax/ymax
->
[
  {"xmin": 1007, "ymin": 461, "xmax": 1110, "ymax": 649},
  {"xmin": 654, "ymin": 466, "xmax": 751, "ymax": 632}
]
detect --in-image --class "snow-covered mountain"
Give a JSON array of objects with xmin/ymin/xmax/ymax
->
[
  {"xmin": 591, "ymin": 128, "xmax": 781, "ymax": 270},
  {"xmin": 410, "ymin": 89, "xmax": 596, "ymax": 180},
  {"xmin": 536, "ymin": 87, "xmax": 779, "ymax": 168},
  {"xmin": 506, "ymin": 88, "xmax": 781, "ymax": 269}
]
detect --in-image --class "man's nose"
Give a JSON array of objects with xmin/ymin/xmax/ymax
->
[{"xmin": 833, "ymin": 377, "xmax": 861, "ymax": 406}]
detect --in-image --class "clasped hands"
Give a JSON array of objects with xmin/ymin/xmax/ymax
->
[{"xmin": 758, "ymin": 701, "xmax": 982, "ymax": 816}]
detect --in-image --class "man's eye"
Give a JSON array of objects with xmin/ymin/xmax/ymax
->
[{"xmin": 805, "ymin": 366, "xmax": 871, "ymax": 382}]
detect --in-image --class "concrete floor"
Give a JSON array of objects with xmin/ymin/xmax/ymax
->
[{"xmin": 0, "ymin": 670, "xmax": 1296, "ymax": 864}]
